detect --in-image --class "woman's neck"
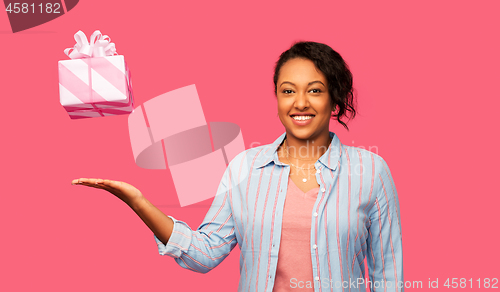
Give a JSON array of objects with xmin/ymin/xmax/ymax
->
[{"xmin": 281, "ymin": 132, "xmax": 331, "ymax": 161}]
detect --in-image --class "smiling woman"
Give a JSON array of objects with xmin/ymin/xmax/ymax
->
[{"xmin": 72, "ymin": 41, "xmax": 403, "ymax": 292}]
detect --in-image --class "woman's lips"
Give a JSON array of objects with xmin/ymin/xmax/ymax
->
[{"xmin": 290, "ymin": 115, "xmax": 314, "ymax": 126}]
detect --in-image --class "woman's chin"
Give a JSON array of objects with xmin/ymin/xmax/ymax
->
[{"xmin": 286, "ymin": 128, "xmax": 316, "ymax": 141}]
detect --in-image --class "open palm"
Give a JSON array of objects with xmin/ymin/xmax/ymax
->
[{"xmin": 72, "ymin": 178, "xmax": 143, "ymax": 206}]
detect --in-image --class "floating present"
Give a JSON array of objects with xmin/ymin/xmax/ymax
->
[{"xmin": 58, "ymin": 30, "xmax": 134, "ymax": 119}]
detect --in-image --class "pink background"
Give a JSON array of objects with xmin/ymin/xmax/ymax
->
[{"xmin": 1, "ymin": 0, "xmax": 499, "ymax": 291}]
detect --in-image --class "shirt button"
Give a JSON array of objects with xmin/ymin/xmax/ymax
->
[
  {"xmin": 321, "ymin": 188, "xmax": 326, "ymax": 192},
  {"xmin": 315, "ymin": 276, "xmax": 320, "ymax": 281},
  {"xmin": 313, "ymin": 244, "xmax": 317, "ymax": 249},
  {"xmin": 313, "ymin": 212, "xmax": 318, "ymax": 217},
  {"xmin": 316, "ymin": 169, "xmax": 320, "ymax": 174}
]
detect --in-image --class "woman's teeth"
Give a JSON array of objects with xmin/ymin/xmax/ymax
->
[{"xmin": 292, "ymin": 115, "xmax": 314, "ymax": 121}]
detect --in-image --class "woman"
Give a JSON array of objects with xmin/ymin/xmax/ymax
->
[{"xmin": 73, "ymin": 41, "xmax": 403, "ymax": 292}]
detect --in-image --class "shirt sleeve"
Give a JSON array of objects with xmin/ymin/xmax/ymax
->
[
  {"xmin": 366, "ymin": 156, "xmax": 404, "ymax": 291},
  {"xmin": 153, "ymin": 163, "xmax": 238, "ymax": 274}
]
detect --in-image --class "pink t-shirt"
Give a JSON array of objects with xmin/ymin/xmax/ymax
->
[{"xmin": 273, "ymin": 177, "xmax": 319, "ymax": 291}]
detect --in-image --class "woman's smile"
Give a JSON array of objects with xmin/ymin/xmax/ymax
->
[{"xmin": 290, "ymin": 113, "xmax": 315, "ymax": 125}]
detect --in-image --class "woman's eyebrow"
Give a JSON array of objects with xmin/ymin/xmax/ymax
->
[{"xmin": 279, "ymin": 80, "xmax": 325, "ymax": 87}]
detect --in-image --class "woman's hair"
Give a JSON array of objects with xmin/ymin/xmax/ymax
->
[{"xmin": 273, "ymin": 41, "xmax": 356, "ymax": 130}]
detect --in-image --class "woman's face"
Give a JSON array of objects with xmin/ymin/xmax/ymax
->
[{"xmin": 276, "ymin": 58, "xmax": 334, "ymax": 141}]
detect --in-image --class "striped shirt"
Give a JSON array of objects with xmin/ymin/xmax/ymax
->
[{"xmin": 154, "ymin": 131, "xmax": 404, "ymax": 292}]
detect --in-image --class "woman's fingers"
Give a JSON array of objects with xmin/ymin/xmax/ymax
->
[
  {"xmin": 94, "ymin": 179, "xmax": 124, "ymax": 193},
  {"xmin": 76, "ymin": 181, "xmax": 108, "ymax": 190},
  {"xmin": 71, "ymin": 177, "xmax": 142, "ymax": 205},
  {"xmin": 72, "ymin": 178, "xmax": 125, "ymax": 193},
  {"xmin": 99, "ymin": 179, "xmax": 120, "ymax": 187},
  {"xmin": 73, "ymin": 178, "xmax": 111, "ymax": 185},
  {"xmin": 72, "ymin": 178, "xmax": 99, "ymax": 184}
]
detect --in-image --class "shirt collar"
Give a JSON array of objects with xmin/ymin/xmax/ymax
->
[{"xmin": 255, "ymin": 131, "xmax": 342, "ymax": 171}]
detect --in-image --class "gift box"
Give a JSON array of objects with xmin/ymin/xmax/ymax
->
[{"xmin": 58, "ymin": 30, "xmax": 134, "ymax": 119}]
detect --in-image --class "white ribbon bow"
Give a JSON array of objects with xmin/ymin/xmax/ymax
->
[{"xmin": 64, "ymin": 30, "xmax": 117, "ymax": 59}]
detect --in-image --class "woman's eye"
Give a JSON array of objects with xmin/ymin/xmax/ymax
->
[{"xmin": 282, "ymin": 89, "xmax": 321, "ymax": 94}]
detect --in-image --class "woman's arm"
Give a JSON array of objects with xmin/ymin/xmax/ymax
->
[
  {"xmin": 72, "ymin": 157, "xmax": 240, "ymax": 274},
  {"xmin": 129, "ymin": 195, "xmax": 173, "ymax": 245},
  {"xmin": 154, "ymin": 163, "xmax": 239, "ymax": 273},
  {"xmin": 366, "ymin": 156, "xmax": 404, "ymax": 291}
]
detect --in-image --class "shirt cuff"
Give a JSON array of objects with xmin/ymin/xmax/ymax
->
[{"xmin": 154, "ymin": 215, "xmax": 192, "ymax": 258}]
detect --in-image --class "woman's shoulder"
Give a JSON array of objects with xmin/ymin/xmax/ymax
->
[
  {"xmin": 340, "ymin": 144, "xmax": 391, "ymax": 174},
  {"xmin": 233, "ymin": 147, "xmax": 272, "ymax": 168},
  {"xmin": 230, "ymin": 139, "xmax": 277, "ymax": 163},
  {"xmin": 222, "ymin": 143, "xmax": 275, "ymax": 187}
]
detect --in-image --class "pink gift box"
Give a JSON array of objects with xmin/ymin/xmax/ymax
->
[
  {"xmin": 58, "ymin": 55, "xmax": 134, "ymax": 119},
  {"xmin": 58, "ymin": 30, "xmax": 134, "ymax": 119}
]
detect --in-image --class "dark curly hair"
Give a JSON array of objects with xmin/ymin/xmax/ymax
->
[{"xmin": 273, "ymin": 41, "xmax": 356, "ymax": 130}]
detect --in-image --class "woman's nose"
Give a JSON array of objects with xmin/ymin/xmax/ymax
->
[{"xmin": 294, "ymin": 92, "xmax": 309, "ymax": 109}]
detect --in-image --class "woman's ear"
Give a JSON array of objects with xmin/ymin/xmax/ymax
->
[{"xmin": 331, "ymin": 104, "xmax": 337, "ymax": 115}]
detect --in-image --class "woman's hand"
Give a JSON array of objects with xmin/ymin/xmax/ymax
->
[
  {"xmin": 72, "ymin": 178, "xmax": 144, "ymax": 207},
  {"xmin": 71, "ymin": 177, "xmax": 174, "ymax": 244}
]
